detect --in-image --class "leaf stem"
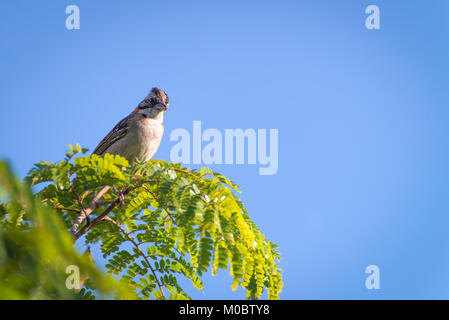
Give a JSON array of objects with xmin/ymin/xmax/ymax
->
[{"xmin": 104, "ymin": 216, "xmax": 166, "ymax": 300}]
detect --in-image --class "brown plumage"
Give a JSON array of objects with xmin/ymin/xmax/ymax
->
[{"xmin": 93, "ymin": 88, "xmax": 169, "ymax": 163}]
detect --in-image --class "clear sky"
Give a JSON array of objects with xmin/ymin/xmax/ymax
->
[{"xmin": 1, "ymin": 0, "xmax": 449, "ymax": 299}]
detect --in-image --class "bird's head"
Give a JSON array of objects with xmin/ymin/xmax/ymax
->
[{"xmin": 134, "ymin": 87, "xmax": 169, "ymax": 120}]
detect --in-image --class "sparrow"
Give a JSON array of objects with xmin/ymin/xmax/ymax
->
[{"xmin": 93, "ymin": 87, "xmax": 169, "ymax": 164}]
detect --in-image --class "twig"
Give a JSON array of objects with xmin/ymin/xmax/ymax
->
[
  {"xmin": 73, "ymin": 183, "xmax": 143, "ymax": 239},
  {"xmin": 173, "ymin": 168, "xmax": 203, "ymax": 180},
  {"xmin": 68, "ymin": 174, "xmax": 87, "ymax": 213},
  {"xmin": 71, "ymin": 185, "xmax": 112, "ymax": 234},
  {"xmin": 53, "ymin": 206, "xmax": 81, "ymax": 213},
  {"xmin": 113, "ymin": 184, "xmax": 125, "ymax": 207},
  {"xmin": 141, "ymin": 185, "xmax": 175, "ymax": 223},
  {"xmin": 74, "ymin": 196, "xmax": 119, "ymax": 239}
]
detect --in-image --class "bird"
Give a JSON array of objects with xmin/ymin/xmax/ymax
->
[{"xmin": 92, "ymin": 87, "xmax": 169, "ymax": 164}]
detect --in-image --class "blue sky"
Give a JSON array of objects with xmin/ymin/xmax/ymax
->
[{"xmin": 1, "ymin": 0, "xmax": 449, "ymax": 299}]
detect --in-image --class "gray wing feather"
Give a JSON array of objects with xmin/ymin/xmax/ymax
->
[{"xmin": 92, "ymin": 116, "xmax": 130, "ymax": 155}]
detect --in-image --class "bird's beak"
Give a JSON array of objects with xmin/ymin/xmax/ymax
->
[{"xmin": 155, "ymin": 103, "xmax": 167, "ymax": 111}]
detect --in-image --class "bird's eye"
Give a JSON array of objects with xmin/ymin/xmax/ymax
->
[{"xmin": 149, "ymin": 97, "xmax": 157, "ymax": 105}]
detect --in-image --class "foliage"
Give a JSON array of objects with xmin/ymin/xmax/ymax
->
[
  {"xmin": 0, "ymin": 144, "xmax": 282, "ymax": 299},
  {"xmin": 0, "ymin": 160, "xmax": 135, "ymax": 299}
]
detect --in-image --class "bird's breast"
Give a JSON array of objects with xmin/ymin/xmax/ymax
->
[{"xmin": 135, "ymin": 118, "xmax": 164, "ymax": 162}]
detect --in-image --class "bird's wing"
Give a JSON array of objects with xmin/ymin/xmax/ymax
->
[{"xmin": 92, "ymin": 115, "xmax": 131, "ymax": 155}]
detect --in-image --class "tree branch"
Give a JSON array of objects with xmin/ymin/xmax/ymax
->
[
  {"xmin": 74, "ymin": 195, "xmax": 118, "ymax": 239},
  {"xmin": 71, "ymin": 185, "xmax": 112, "ymax": 235},
  {"xmin": 73, "ymin": 183, "xmax": 145, "ymax": 239}
]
